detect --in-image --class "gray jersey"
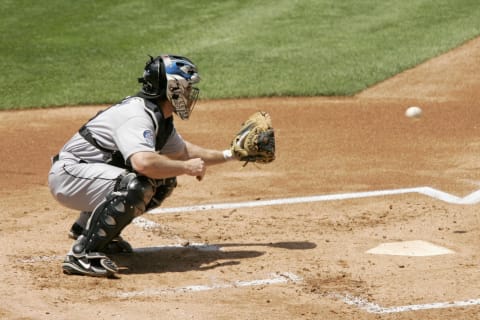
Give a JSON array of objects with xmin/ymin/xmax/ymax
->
[
  {"xmin": 60, "ymin": 96, "xmax": 185, "ymax": 163},
  {"xmin": 48, "ymin": 96, "xmax": 185, "ymax": 212}
]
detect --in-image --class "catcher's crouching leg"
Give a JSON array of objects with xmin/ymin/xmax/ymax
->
[{"xmin": 62, "ymin": 173, "xmax": 155, "ymax": 277}]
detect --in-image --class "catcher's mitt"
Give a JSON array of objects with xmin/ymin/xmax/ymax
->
[{"xmin": 230, "ymin": 111, "xmax": 275, "ymax": 164}]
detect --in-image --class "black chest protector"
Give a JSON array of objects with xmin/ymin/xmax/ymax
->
[
  {"xmin": 78, "ymin": 97, "xmax": 174, "ymax": 170},
  {"xmin": 144, "ymin": 102, "xmax": 174, "ymax": 153}
]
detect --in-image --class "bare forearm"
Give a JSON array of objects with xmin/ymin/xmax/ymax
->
[
  {"xmin": 130, "ymin": 151, "xmax": 204, "ymax": 179},
  {"xmin": 184, "ymin": 141, "xmax": 229, "ymax": 166}
]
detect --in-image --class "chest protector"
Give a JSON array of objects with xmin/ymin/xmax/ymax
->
[
  {"xmin": 78, "ymin": 97, "xmax": 174, "ymax": 169},
  {"xmin": 143, "ymin": 101, "xmax": 174, "ymax": 153}
]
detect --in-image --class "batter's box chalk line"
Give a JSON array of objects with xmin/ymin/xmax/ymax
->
[
  {"xmin": 332, "ymin": 293, "xmax": 480, "ymax": 314},
  {"xmin": 115, "ymin": 272, "xmax": 303, "ymax": 298},
  {"xmin": 148, "ymin": 186, "xmax": 480, "ymax": 215}
]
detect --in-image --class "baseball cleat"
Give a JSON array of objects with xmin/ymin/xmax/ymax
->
[{"xmin": 62, "ymin": 253, "xmax": 118, "ymax": 277}]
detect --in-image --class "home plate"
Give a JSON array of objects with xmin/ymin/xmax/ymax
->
[{"xmin": 366, "ymin": 240, "xmax": 454, "ymax": 257}]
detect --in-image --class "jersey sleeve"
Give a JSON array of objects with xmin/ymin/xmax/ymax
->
[
  {"xmin": 114, "ymin": 116, "xmax": 156, "ymax": 161},
  {"xmin": 159, "ymin": 127, "xmax": 186, "ymax": 155}
]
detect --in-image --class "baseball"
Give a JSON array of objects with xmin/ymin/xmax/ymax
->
[{"xmin": 405, "ymin": 106, "xmax": 422, "ymax": 118}]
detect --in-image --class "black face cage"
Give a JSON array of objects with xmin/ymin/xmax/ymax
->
[{"xmin": 189, "ymin": 87, "xmax": 200, "ymax": 109}]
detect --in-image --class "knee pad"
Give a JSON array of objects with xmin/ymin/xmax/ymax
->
[
  {"xmin": 115, "ymin": 172, "xmax": 156, "ymax": 214},
  {"xmin": 73, "ymin": 173, "xmax": 155, "ymax": 255},
  {"xmin": 147, "ymin": 177, "xmax": 177, "ymax": 210}
]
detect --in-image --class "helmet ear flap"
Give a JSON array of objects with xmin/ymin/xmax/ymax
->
[
  {"xmin": 138, "ymin": 55, "xmax": 167, "ymax": 99},
  {"xmin": 137, "ymin": 55, "xmax": 154, "ymax": 85}
]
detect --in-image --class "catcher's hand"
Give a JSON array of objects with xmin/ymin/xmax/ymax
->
[{"xmin": 230, "ymin": 111, "xmax": 275, "ymax": 165}]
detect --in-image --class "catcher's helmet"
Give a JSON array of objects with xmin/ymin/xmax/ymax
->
[{"xmin": 138, "ymin": 54, "xmax": 200, "ymax": 120}]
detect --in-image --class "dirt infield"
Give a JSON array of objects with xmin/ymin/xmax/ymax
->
[{"xmin": 2, "ymin": 37, "xmax": 480, "ymax": 320}]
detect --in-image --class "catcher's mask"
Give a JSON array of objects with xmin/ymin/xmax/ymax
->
[{"xmin": 138, "ymin": 54, "xmax": 200, "ymax": 120}]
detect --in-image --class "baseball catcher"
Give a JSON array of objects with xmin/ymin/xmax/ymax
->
[
  {"xmin": 48, "ymin": 54, "xmax": 276, "ymax": 278},
  {"xmin": 230, "ymin": 111, "xmax": 276, "ymax": 165}
]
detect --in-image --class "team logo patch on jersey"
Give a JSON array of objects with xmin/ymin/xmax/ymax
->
[{"xmin": 143, "ymin": 130, "xmax": 155, "ymax": 147}]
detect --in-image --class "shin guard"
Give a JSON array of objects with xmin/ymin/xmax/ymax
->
[{"xmin": 72, "ymin": 173, "xmax": 154, "ymax": 256}]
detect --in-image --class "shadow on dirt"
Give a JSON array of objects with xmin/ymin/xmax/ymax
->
[
  {"xmin": 219, "ymin": 241, "xmax": 317, "ymax": 250},
  {"xmin": 113, "ymin": 241, "xmax": 316, "ymax": 275}
]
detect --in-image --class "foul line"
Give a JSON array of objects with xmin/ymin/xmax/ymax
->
[
  {"xmin": 149, "ymin": 186, "xmax": 480, "ymax": 214},
  {"xmin": 337, "ymin": 293, "xmax": 480, "ymax": 314}
]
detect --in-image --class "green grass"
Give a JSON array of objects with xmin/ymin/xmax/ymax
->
[{"xmin": 1, "ymin": 0, "xmax": 480, "ymax": 109}]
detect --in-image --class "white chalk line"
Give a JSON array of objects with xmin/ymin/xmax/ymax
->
[
  {"xmin": 131, "ymin": 216, "xmax": 162, "ymax": 230},
  {"xmin": 115, "ymin": 272, "xmax": 302, "ymax": 299},
  {"xmin": 19, "ymin": 255, "xmax": 64, "ymax": 263},
  {"xmin": 335, "ymin": 293, "xmax": 480, "ymax": 314},
  {"xmin": 148, "ymin": 186, "xmax": 480, "ymax": 215}
]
